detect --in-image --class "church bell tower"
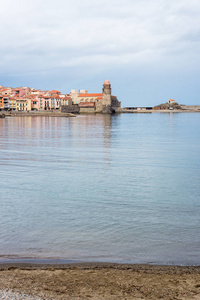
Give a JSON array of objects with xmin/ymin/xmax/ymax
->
[{"xmin": 102, "ymin": 79, "xmax": 112, "ymax": 106}]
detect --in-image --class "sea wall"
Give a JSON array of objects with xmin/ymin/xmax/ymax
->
[
  {"xmin": 79, "ymin": 107, "xmax": 96, "ymax": 113},
  {"xmin": 61, "ymin": 105, "xmax": 80, "ymax": 114},
  {"xmin": 181, "ymin": 105, "xmax": 200, "ymax": 110}
]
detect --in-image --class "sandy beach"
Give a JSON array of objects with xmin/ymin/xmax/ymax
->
[{"xmin": 0, "ymin": 263, "xmax": 200, "ymax": 299}]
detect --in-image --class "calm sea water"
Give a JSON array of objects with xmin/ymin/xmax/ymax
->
[{"xmin": 0, "ymin": 113, "xmax": 200, "ymax": 265}]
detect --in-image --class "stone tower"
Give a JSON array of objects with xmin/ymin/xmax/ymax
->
[{"xmin": 102, "ymin": 80, "xmax": 112, "ymax": 107}]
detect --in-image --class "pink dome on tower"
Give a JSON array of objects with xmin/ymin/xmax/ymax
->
[{"xmin": 104, "ymin": 79, "xmax": 110, "ymax": 85}]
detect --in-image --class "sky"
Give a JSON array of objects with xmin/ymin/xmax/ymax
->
[{"xmin": 0, "ymin": 0, "xmax": 200, "ymax": 106}]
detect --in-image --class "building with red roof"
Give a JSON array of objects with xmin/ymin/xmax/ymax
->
[
  {"xmin": 168, "ymin": 99, "xmax": 175, "ymax": 104},
  {"xmin": 70, "ymin": 80, "xmax": 121, "ymax": 113}
]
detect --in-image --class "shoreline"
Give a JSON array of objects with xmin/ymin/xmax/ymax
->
[
  {"xmin": 0, "ymin": 262, "xmax": 200, "ymax": 299},
  {"xmin": 1, "ymin": 255, "xmax": 200, "ymax": 267},
  {"xmin": 0, "ymin": 111, "xmax": 76, "ymax": 117},
  {"xmin": 121, "ymin": 109, "xmax": 200, "ymax": 113},
  {"xmin": 0, "ymin": 261, "xmax": 200, "ymax": 270},
  {"xmin": 0, "ymin": 109, "xmax": 200, "ymax": 118},
  {"xmin": 0, "ymin": 257, "xmax": 200, "ymax": 268}
]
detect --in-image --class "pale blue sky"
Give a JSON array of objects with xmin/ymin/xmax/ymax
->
[{"xmin": 1, "ymin": 0, "xmax": 200, "ymax": 106}]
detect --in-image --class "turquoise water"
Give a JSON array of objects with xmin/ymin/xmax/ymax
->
[{"xmin": 0, "ymin": 113, "xmax": 200, "ymax": 265}]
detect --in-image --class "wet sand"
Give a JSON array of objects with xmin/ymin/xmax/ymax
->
[{"xmin": 0, "ymin": 263, "xmax": 200, "ymax": 299}]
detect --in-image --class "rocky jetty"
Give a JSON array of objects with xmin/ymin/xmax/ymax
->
[{"xmin": 153, "ymin": 102, "xmax": 182, "ymax": 110}]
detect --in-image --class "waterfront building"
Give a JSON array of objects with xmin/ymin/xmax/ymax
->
[
  {"xmin": 50, "ymin": 94, "xmax": 60, "ymax": 110},
  {"xmin": 43, "ymin": 96, "xmax": 51, "ymax": 110},
  {"xmin": 31, "ymin": 98, "xmax": 39, "ymax": 111},
  {"xmin": 3, "ymin": 96, "xmax": 9, "ymax": 110},
  {"xmin": 69, "ymin": 89, "xmax": 86, "ymax": 104},
  {"xmin": 0, "ymin": 96, "xmax": 4, "ymax": 110},
  {"xmin": 70, "ymin": 80, "xmax": 121, "ymax": 113},
  {"xmin": 9, "ymin": 97, "xmax": 17, "ymax": 110},
  {"xmin": 26, "ymin": 98, "xmax": 32, "ymax": 111},
  {"xmin": 16, "ymin": 97, "xmax": 31, "ymax": 111},
  {"xmin": 38, "ymin": 96, "xmax": 44, "ymax": 110},
  {"xmin": 60, "ymin": 96, "xmax": 72, "ymax": 106},
  {"xmin": 16, "ymin": 98, "xmax": 23, "ymax": 111}
]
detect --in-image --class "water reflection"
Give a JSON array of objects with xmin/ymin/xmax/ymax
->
[
  {"xmin": 0, "ymin": 115, "xmax": 120, "ymax": 169},
  {"xmin": 1, "ymin": 114, "xmax": 200, "ymax": 265}
]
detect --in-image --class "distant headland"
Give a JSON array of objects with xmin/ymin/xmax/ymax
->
[{"xmin": 123, "ymin": 99, "xmax": 200, "ymax": 113}]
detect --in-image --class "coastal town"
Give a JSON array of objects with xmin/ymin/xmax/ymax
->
[
  {"xmin": 0, "ymin": 80, "xmax": 121, "ymax": 115},
  {"xmin": 0, "ymin": 80, "xmax": 200, "ymax": 116}
]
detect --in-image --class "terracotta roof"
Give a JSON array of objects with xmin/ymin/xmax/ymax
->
[
  {"xmin": 26, "ymin": 95, "xmax": 36, "ymax": 98},
  {"xmin": 51, "ymin": 90, "xmax": 61, "ymax": 94},
  {"xmin": 63, "ymin": 96, "xmax": 71, "ymax": 100},
  {"xmin": 104, "ymin": 79, "xmax": 110, "ymax": 85},
  {"xmin": 78, "ymin": 93, "xmax": 102, "ymax": 98},
  {"xmin": 51, "ymin": 94, "xmax": 60, "ymax": 99}
]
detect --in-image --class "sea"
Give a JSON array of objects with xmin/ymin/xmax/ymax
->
[{"xmin": 0, "ymin": 113, "xmax": 200, "ymax": 266}]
